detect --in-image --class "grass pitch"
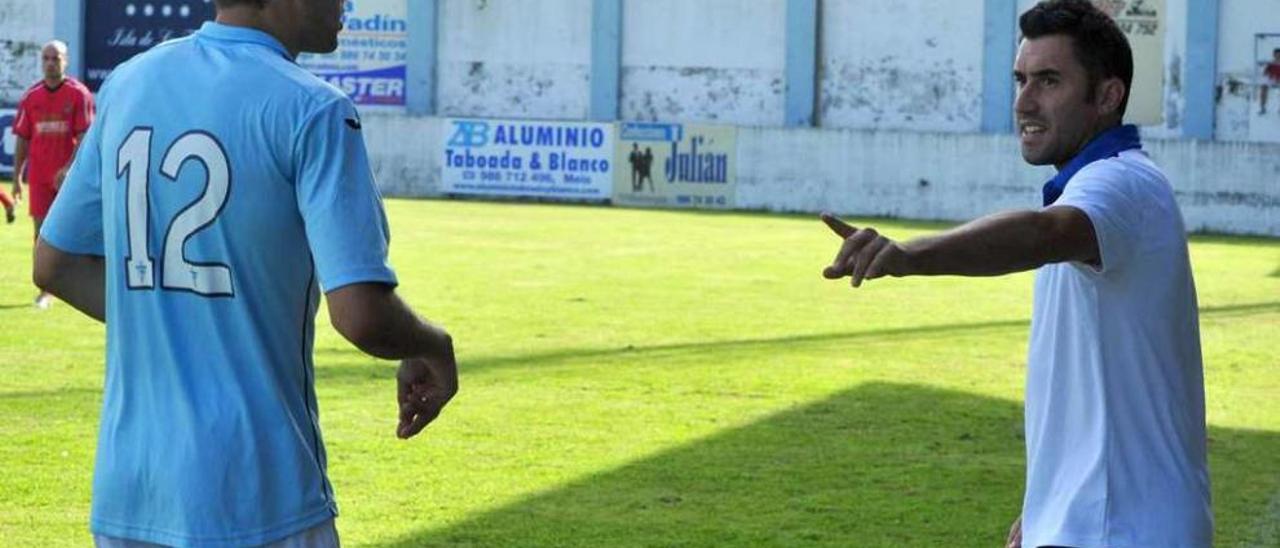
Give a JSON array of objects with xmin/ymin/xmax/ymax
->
[{"xmin": 0, "ymin": 197, "xmax": 1276, "ymax": 546}]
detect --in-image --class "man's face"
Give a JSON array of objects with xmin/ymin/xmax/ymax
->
[
  {"xmin": 288, "ymin": 0, "xmax": 345, "ymax": 54},
  {"xmin": 1013, "ymin": 35, "xmax": 1109, "ymax": 168},
  {"xmin": 41, "ymin": 45, "xmax": 67, "ymax": 81}
]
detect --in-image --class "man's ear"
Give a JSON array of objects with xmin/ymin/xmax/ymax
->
[{"xmin": 1097, "ymin": 77, "xmax": 1126, "ymax": 118}]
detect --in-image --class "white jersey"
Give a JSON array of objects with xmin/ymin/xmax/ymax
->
[{"xmin": 1023, "ymin": 150, "xmax": 1212, "ymax": 547}]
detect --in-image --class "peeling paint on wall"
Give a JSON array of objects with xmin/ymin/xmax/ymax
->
[
  {"xmin": 819, "ymin": 0, "xmax": 985, "ymax": 133},
  {"xmin": 819, "ymin": 58, "xmax": 981, "ymax": 131},
  {"xmin": 0, "ymin": 40, "xmax": 40, "ymax": 106},
  {"xmin": 437, "ymin": 0, "xmax": 592, "ymax": 120},
  {"xmin": 620, "ymin": 67, "xmax": 784, "ymax": 125},
  {"xmin": 438, "ymin": 62, "xmax": 590, "ymax": 120},
  {"xmin": 0, "ymin": 0, "xmax": 55, "ymax": 106},
  {"xmin": 620, "ymin": 0, "xmax": 787, "ymax": 125}
]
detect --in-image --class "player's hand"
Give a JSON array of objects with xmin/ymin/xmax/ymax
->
[
  {"xmin": 11, "ymin": 180, "xmax": 22, "ymax": 202},
  {"xmin": 820, "ymin": 212, "xmax": 908, "ymax": 287},
  {"xmin": 53, "ymin": 167, "xmax": 68, "ymax": 191},
  {"xmin": 1005, "ymin": 515, "xmax": 1022, "ymax": 548},
  {"xmin": 396, "ymin": 334, "xmax": 458, "ymax": 439}
]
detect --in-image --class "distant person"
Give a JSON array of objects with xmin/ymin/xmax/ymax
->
[
  {"xmin": 819, "ymin": 2, "xmax": 1210, "ymax": 547},
  {"xmin": 628, "ymin": 142, "xmax": 642, "ymax": 191},
  {"xmin": 34, "ymin": 0, "xmax": 458, "ymax": 546},
  {"xmin": 12, "ymin": 39, "xmax": 94, "ymax": 307},
  {"xmin": 1259, "ymin": 48, "xmax": 1280, "ymax": 115},
  {"xmin": 639, "ymin": 146, "xmax": 655, "ymax": 192}
]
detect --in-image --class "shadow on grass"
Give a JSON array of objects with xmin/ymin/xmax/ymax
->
[
  {"xmin": 370, "ymin": 382, "xmax": 1280, "ymax": 547},
  {"xmin": 316, "ymin": 317, "xmax": 1033, "ymax": 383},
  {"xmin": 315, "ymin": 301, "xmax": 1279, "ymax": 383}
]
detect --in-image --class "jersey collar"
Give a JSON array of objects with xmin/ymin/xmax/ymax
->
[{"xmin": 196, "ymin": 21, "xmax": 292, "ymax": 60}]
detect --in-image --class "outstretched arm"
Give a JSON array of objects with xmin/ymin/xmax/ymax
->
[{"xmin": 821, "ymin": 206, "xmax": 1099, "ymax": 286}]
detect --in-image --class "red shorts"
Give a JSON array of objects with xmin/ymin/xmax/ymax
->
[{"xmin": 27, "ymin": 181, "xmax": 57, "ymax": 219}]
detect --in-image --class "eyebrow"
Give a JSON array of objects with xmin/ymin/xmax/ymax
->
[{"xmin": 1014, "ymin": 69, "xmax": 1062, "ymax": 79}]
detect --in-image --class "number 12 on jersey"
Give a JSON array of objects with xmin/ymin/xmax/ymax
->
[{"xmin": 117, "ymin": 127, "xmax": 234, "ymax": 297}]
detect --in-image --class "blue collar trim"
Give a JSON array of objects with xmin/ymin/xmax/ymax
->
[{"xmin": 1042, "ymin": 124, "xmax": 1142, "ymax": 206}]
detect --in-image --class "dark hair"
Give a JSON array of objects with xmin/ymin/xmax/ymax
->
[
  {"xmin": 1020, "ymin": 0, "xmax": 1133, "ymax": 117},
  {"xmin": 214, "ymin": 0, "xmax": 266, "ymax": 8}
]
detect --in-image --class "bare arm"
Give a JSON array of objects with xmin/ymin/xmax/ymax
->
[
  {"xmin": 13, "ymin": 136, "xmax": 27, "ymax": 197},
  {"xmin": 33, "ymin": 237, "xmax": 105, "ymax": 321},
  {"xmin": 822, "ymin": 206, "xmax": 1099, "ymax": 286},
  {"xmin": 326, "ymin": 283, "xmax": 452, "ymax": 359},
  {"xmin": 53, "ymin": 133, "xmax": 86, "ymax": 190},
  {"xmin": 326, "ymin": 283, "xmax": 458, "ymax": 438}
]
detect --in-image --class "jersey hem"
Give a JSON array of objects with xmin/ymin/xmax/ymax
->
[{"xmin": 90, "ymin": 503, "xmax": 337, "ymax": 548}]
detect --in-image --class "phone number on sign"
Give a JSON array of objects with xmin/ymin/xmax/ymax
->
[{"xmin": 458, "ymin": 170, "xmax": 597, "ymax": 185}]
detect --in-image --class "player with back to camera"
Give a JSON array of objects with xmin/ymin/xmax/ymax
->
[
  {"xmin": 34, "ymin": 0, "xmax": 458, "ymax": 546},
  {"xmin": 819, "ymin": 1, "xmax": 1211, "ymax": 547}
]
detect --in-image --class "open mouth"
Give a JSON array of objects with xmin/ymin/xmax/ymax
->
[{"xmin": 1019, "ymin": 122, "xmax": 1047, "ymax": 137}]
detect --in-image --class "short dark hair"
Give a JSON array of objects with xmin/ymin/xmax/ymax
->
[
  {"xmin": 1020, "ymin": 0, "xmax": 1134, "ymax": 117},
  {"xmin": 213, "ymin": 0, "xmax": 266, "ymax": 8}
]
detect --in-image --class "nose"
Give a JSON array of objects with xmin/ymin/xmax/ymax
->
[{"xmin": 1014, "ymin": 85, "xmax": 1036, "ymax": 118}]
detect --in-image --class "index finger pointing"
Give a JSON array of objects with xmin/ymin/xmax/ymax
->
[{"xmin": 820, "ymin": 212, "xmax": 857, "ymax": 239}]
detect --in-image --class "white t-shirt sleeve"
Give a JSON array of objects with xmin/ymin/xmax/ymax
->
[{"xmin": 1053, "ymin": 160, "xmax": 1146, "ymax": 275}]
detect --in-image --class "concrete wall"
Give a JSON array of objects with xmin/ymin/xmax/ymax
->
[
  {"xmin": 735, "ymin": 126, "xmax": 1278, "ymax": 236},
  {"xmin": 362, "ymin": 113, "xmax": 1279, "ymax": 236},
  {"xmin": 619, "ymin": 0, "xmax": 788, "ymax": 126},
  {"xmin": 0, "ymin": 0, "xmax": 56, "ymax": 105},
  {"xmin": 436, "ymin": 0, "xmax": 593, "ymax": 120},
  {"xmin": 364, "ymin": 114, "xmax": 445, "ymax": 196},
  {"xmin": 819, "ymin": 0, "xmax": 986, "ymax": 132},
  {"xmin": 2, "ymin": 0, "xmax": 1275, "ymax": 235}
]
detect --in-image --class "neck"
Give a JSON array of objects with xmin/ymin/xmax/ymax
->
[
  {"xmin": 43, "ymin": 75, "xmax": 66, "ymax": 88},
  {"xmin": 216, "ymin": 7, "xmax": 298, "ymax": 58},
  {"xmin": 1054, "ymin": 120, "xmax": 1125, "ymax": 171}
]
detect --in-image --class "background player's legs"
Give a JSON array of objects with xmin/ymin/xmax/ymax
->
[
  {"xmin": 32, "ymin": 216, "xmax": 52, "ymax": 308},
  {"xmin": 0, "ymin": 190, "xmax": 13, "ymax": 223},
  {"xmin": 28, "ymin": 182, "xmax": 56, "ymax": 308}
]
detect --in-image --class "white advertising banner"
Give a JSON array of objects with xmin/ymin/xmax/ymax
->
[{"xmin": 441, "ymin": 118, "xmax": 615, "ymax": 200}]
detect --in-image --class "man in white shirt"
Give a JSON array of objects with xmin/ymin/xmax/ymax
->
[{"xmin": 819, "ymin": 1, "xmax": 1211, "ymax": 546}]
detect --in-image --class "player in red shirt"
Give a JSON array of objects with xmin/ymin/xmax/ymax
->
[
  {"xmin": 11, "ymin": 40, "xmax": 95, "ymax": 308},
  {"xmin": 1261, "ymin": 48, "xmax": 1280, "ymax": 115}
]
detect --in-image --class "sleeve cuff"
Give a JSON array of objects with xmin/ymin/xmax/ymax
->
[{"xmin": 320, "ymin": 267, "xmax": 399, "ymax": 293}]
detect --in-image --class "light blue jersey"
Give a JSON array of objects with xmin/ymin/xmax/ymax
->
[{"xmin": 41, "ymin": 22, "xmax": 396, "ymax": 546}]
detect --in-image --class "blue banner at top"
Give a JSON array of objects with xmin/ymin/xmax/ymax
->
[{"xmin": 83, "ymin": 1, "xmax": 215, "ymax": 91}]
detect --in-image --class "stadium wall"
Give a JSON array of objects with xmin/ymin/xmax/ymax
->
[
  {"xmin": 2, "ymin": 0, "xmax": 1277, "ymax": 235},
  {"xmin": 361, "ymin": 113, "xmax": 1280, "ymax": 237},
  {"xmin": 0, "ymin": 0, "xmax": 56, "ymax": 106}
]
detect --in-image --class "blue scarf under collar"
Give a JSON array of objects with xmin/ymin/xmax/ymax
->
[{"xmin": 1042, "ymin": 124, "xmax": 1142, "ymax": 206}]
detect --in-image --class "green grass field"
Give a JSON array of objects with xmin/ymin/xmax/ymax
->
[{"xmin": 0, "ymin": 196, "xmax": 1277, "ymax": 547}]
